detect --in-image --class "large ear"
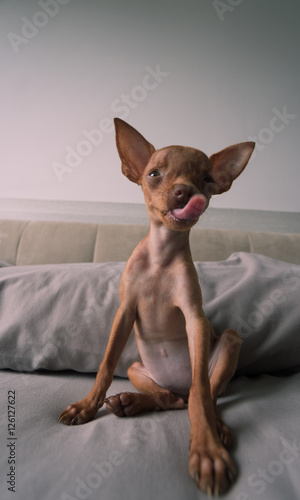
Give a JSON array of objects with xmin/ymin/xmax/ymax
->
[
  {"xmin": 209, "ymin": 142, "xmax": 255, "ymax": 194},
  {"xmin": 114, "ymin": 118, "xmax": 156, "ymax": 184}
]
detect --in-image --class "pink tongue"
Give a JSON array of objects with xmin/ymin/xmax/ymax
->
[{"xmin": 172, "ymin": 194, "xmax": 206, "ymax": 220}]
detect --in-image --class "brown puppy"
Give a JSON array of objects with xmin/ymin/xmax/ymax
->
[{"xmin": 59, "ymin": 118, "xmax": 255, "ymax": 496}]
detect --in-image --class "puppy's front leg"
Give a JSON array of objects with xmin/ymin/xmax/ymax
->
[
  {"xmin": 59, "ymin": 303, "xmax": 135, "ymax": 425},
  {"xmin": 186, "ymin": 313, "xmax": 236, "ymax": 496}
]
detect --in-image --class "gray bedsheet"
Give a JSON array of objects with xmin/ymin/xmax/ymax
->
[{"xmin": 1, "ymin": 370, "xmax": 299, "ymax": 500}]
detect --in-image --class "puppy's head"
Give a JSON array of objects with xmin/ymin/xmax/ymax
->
[{"xmin": 114, "ymin": 118, "xmax": 255, "ymax": 231}]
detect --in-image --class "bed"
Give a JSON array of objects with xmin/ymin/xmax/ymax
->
[{"xmin": 0, "ymin": 199, "xmax": 299, "ymax": 500}]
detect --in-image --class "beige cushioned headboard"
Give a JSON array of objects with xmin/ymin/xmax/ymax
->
[{"xmin": 0, "ymin": 220, "xmax": 299, "ymax": 266}]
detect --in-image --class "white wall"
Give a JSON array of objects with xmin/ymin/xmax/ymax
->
[{"xmin": 1, "ymin": 0, "xmax": 299, "ymax": 212}]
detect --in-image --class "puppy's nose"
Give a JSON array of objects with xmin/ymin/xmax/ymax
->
[{"xmin": 173, "ymin": 184, "xmax": 195, "ymax": 205}]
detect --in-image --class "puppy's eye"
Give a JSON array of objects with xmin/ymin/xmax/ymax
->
[
  {"xmin": 203, "ymin": 175, "xmax": 214, "ymax": 184},
  {"xmin": 149, "ymin": 170, "xmax": 161, "ymax": 178}
]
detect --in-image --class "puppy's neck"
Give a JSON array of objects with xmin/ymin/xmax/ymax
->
[{"xmin": 146, "ymin": 220, "xmax": 192, "ymax": 267}]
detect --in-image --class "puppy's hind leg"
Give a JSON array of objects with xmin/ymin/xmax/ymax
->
[{"xmin": 105, "ymin": 362, "xmax": 185, "ymax": 417}]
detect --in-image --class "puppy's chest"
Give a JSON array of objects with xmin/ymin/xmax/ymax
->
[
  {"xmin": 133, "ymin": 270, "xmax": 186, "ymax": 335},
  {"xmin": 137, "ymin": 271, "xmax": 177, "ymax": 308}
]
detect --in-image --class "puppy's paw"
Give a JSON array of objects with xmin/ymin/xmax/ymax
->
[
  {"xmin": 105, "ymin": 391, "xmax": 185, "ymax": 417},
  {"xmin": 189, "ymin": 436, "xmax": 236, "ymax": 496},
  {"xmin": 105, "ymin": 392, "xmax": 155, "ymax": 416},
  {"xmin": 59, "ymin": 398, "xmax": 100, "ymax": 425}
]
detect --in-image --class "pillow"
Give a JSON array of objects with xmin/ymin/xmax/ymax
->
[
  {"xmin": 0, "ymin": 253, "xmax": 299, "ymax": 377},
  {"xmin": 0, "ymin": 262, "xmax": 136, "ymax": 377},
  {"xmin": 195, "ymin": 253, "xmax": 300, "ymax": 375}
]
